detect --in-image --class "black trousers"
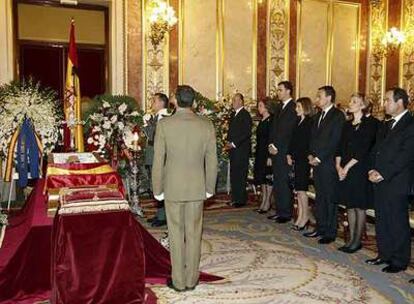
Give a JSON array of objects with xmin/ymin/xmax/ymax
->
[
  {"xmin": 272, "ymin": 153, "xmax": 292, "ymax": 218},
  {"xmin": 374, "ymin": 184, "xmax": 411, "ymax": 268},
  {"xmin": 313, "ymin": 162, "xmax": 338, "ymax": 239},
  {"xmin": 230, "ymin": 149, "xmax": 249, "ymax": 205}
]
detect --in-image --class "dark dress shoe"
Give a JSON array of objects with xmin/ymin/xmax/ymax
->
[
  {"xmin": 267, "ymin": 214, "xmax": 279, "ymax": 220},
  {"xmin": 274, "ymin": 216, "xmax": 291, "ymax": 223},
  {"xmin": 151, "ymin": 219, "xmax": 167, "ymax": 227},
  {"xmin": 338, "ymin": 245, "xmax": 349, "ymax": 252},
  {"xmin": 382, "ymin": 265, "xmax": 406, "ymax": 273},
  {"xmin": 167, "ymin": 278, "xmax": 186, "ymax": 292},
  {"xmin": 342, "ymin": 244, "xmax": 362, "ymax": 254},
  {"xmin": 233, "ymin": 203, "xmax": 246, "ymax": 208},
  {"xmin": 257, "ymin": 209, "xmax": 269, "ymax": 214},
  {"xmin": 365, "ymin": 257, "xmax": 387, "ymax": 265},
  {"xmin": 303, "ymin": 230, "xmax": 320, "ymax": 238},
  {"xmin": 318, "ymin": 237, "xmax": 335, "ymax": 244},
  {"xmin": 409, "ymin": 279, "xmax": 414, "ymax": 284}
]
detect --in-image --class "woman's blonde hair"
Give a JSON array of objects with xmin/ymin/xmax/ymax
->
[{"xmin": 351, "ymin": 93, "xmax": 370, "ymax": 114}]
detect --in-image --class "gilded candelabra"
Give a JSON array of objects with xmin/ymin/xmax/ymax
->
[{"xmin": 129, "ymin": 133, "xmax": 144, "ymax": 217}]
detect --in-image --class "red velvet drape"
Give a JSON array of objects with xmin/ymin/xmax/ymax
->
[{"xmin": 0, "ymin": 179, "xmax": 222, "ymax": 303}]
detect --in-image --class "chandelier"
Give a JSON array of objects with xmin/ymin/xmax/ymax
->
[{"xmin": 147, "ymin": 0, "xmax": 178, "ymax": 50}]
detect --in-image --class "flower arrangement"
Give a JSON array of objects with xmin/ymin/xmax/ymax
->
[
  {"xmin": 194, "ymin": 92, "xmax": 234, "ymax": 162},
  {"xmin": 84, "ymin": 94, "xmax": 145, "ymax": 160},
  {"xmin": 0, "ymin": 79, "xmax": 62, "ymax": 160}
]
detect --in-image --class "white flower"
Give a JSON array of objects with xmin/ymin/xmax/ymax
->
[
  {"xmin": 110, "ymin": 115, "xmax": 118, "ymax": 123},
  {"xmin": 143, "ymin": 113, "xmax": 152, "ymax": 122},
  {"xmin": 143, "ymin": 113, "xmax": 152, "ymax": 127},
  {"xmin": 102, "ymin": 101, "xmax": 110, "ymax": 108},
  {"xmin": 87, "ymin": 137, "xmax": 94, "ymax": 144},
  {"xmin": 93, "ymin": 141, "xmax": 99, "ymax": 146},
  {"xmin": 117, "ymin": 122, "xmax": 125, "ymax": 130},
  {"xmin": 130, "ymin": 111, "xmax": 139, "ymax": 116},
  {"xmin": 118, "ymin": 103, "xmax": 128, "ymax": 114},
  {"xmin": 92, "ymin": 126, "xmax": 101, "ymax": 132},
  {"xmin": 98, "ymin": 135, "xmax": 106, "ymax": 144},
  {"xmin": 102, "ymin": 121, "xmax": 111, "ymax": 129},
  {"xmin": 94, "ymin": 134, "xmax": 99, "ymax": 140}
]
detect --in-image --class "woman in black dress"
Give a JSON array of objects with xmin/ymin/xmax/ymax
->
[
  {"xmin": 287, "ymin": 97, "xmax": 314, "ymax": 230},
  {"xmin": 254, "ymin": 98, "xmax": 274, "ymax": 213},
  {"xmin": 336, "ymin": 93, "xmax": 378, "ymax": 253}
]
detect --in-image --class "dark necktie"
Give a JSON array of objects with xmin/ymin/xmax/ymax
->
[
  {"xmin": 383, "ymin": 119, "xmax": 395, "ymax": 138},
  {"xmin": 318, "ymin": 111, "xmax": 326, "ymax": 128},
  {"xmin": 388, "ymin": 118, "xmax": 396, "ymax": 129}
]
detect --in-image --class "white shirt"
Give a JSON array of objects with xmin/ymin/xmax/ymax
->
[
  {"xmin": 318, "ymin": 104, "xmax": 334, "ymax": 126},
  {"xmin": 391, "ymin": 109, "xmax": 409, "ymax": 129},
  {"xmin": 235, "ymin": 106, "xmax": 244, "ymax": 116},
  {"xmin": 282, "ymin": 98, "xmax": 292, "ymax": 110},
  {"xmin": 156, "ymin": 108, "xmax": 170, "ymax": 121}
]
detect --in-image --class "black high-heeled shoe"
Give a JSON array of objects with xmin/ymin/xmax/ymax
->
[
  {"xmin": 256, "ymin": 209, "xmax": 270, "ymax": 214},
  {"xmin": 292, "ymin": 220, "xmax": 309, "ymax": 231}
]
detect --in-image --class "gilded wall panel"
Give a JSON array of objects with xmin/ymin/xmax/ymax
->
[
  {"xmin": 331, "ymin": 2, "xmax": 360, "ymax": 104},
  {"xmin": 366, "ymin": 0, "xmax": 387, "ymax": 116},
  {"xmin": 401, "ymin": 0, "xmax": 414, "ymax": 107},
  {"xmin": 223, "ymin": 0, "xmax": 255, "ymax": 100},
  {"xmin": 297, "ymin": 0, "xmax": 329, "ymax": 99},
  {"xmin": 267, "ymin": 0, "xmax": 289, "ymax": 97},
  {"xmin": 181, "ymin": 0, "xmax": 217, "ymax": 99}
]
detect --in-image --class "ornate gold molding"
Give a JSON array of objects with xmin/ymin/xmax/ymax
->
[
  {"xmin": 178, "ymin": 0, "xmax": 184, "ymax": 85},
  {"xmin": 267, "ymin": 0, "xmax": 290, "ymax": 97},
  {"xmin": 252, "ymin": 0, "xmax": 258, "ymax": 101},
  {"xmin": 367, "ymin": 0, "xmax": 388, "ymax": 117},
  {"xmin": 401, "ymin": 0, "xmax": 414, "ymax": 109},
  {"xmin": 216, "ymin": 0, "xmax": 225, "ymax": 100}
]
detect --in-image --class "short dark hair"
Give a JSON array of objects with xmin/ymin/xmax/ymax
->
[
  {"xmin": 296, "ymin": 97, "xmax": 315, "ymax": 116},
  {"xmin": 234, "ymin": 93, "xmax": 244, "ymax": 103},
  {"xmin": 176, "ymin": 85, "xmax": 195, "ymax": 108},
  {"xmin": 154, "ymin": 93, "xmax": 169, "ymax": 108},
  {"xmin": 318, "ymin": 85, "xmax": 336, "ymax": 104},
  {"xmin": 278, "ymin": 81, "xmax": 293, "ymax": 96},
  {"xmin": 389, "ymin": 87, "xmax": 409, "ymax": 108}
]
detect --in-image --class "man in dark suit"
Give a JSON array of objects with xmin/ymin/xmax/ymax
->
[
  {"xmin": 144, "ymin": 93, "xmax": 170, "ymax": 227},
  {"xmin": 304, "ymin": 86, "xmax": 345, "ymax": 244},
  {"xmin": 366, "ymin": 87, "xmax": 414, "ymax": 273},
  {"xmin": 226, "ymin": 93, "xmax": 253, "ymax": 207},
  {"xmin": 267, "ymin": 81, "xmax": 297, "ymax": 223}
]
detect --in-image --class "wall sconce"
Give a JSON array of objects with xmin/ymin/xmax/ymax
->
[
  {"xmin": 381, "ymin": 27, "xmax": 405, "ymax": 52},
  {"xmin": 373, "ymin": 27, "xmax": 406, "ymax": 60},
  {"xmin": 147, "ymin": 0, "xmax": 178, "ymax": 50}
]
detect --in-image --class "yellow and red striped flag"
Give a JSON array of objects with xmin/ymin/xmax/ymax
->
[{"xmin": 63, "ymin": 19, "xmax": 84, "ymax": 152}]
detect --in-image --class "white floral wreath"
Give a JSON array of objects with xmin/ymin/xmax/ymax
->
[{"xmin": 0, "ymin": 80, "xmax": 61, "ymax": 160}]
